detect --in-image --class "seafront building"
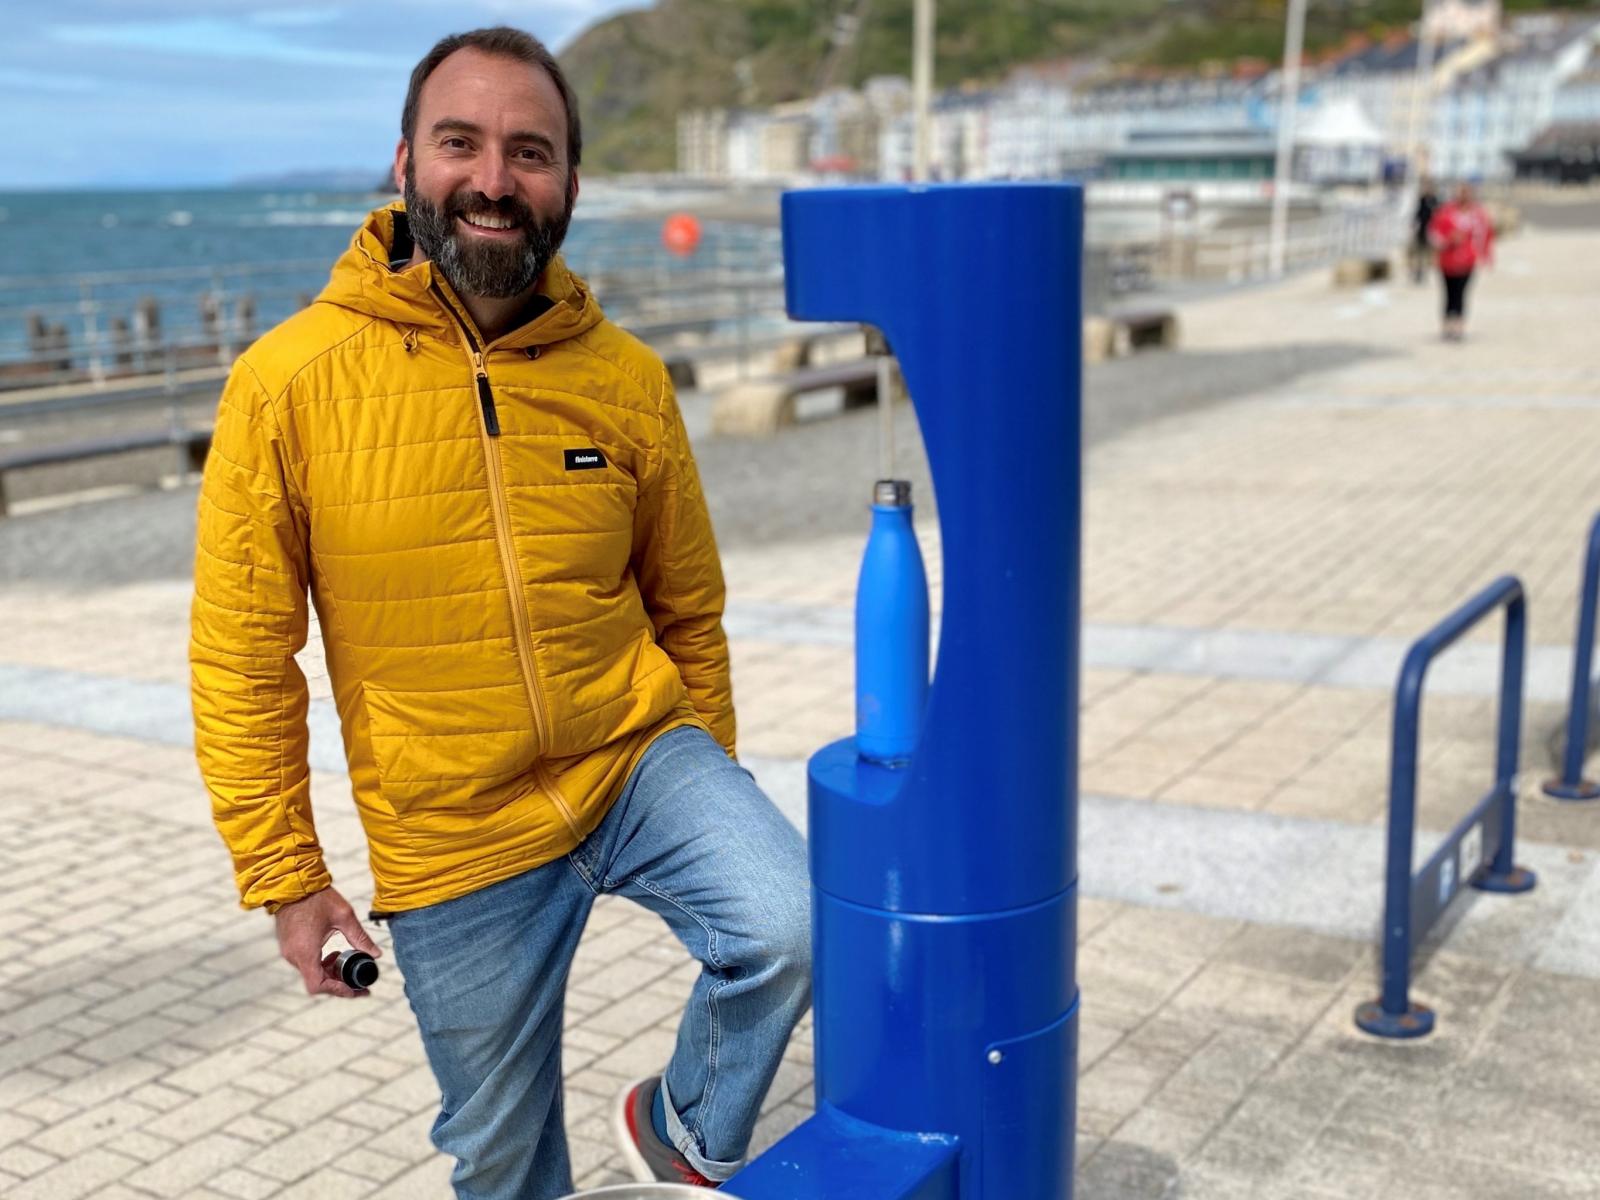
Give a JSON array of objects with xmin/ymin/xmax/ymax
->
[{"xmin": 676, "ymin": 8, "xmax": 1600, "ymax": 188}]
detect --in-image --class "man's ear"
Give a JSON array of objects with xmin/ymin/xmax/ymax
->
[
  {"xmin": 392, "ymin": 138, "xmax": 409, "ymax": 195},
  {"xmin": 569, "ymin": 168, "xmax": 580, "ymax": 207}
]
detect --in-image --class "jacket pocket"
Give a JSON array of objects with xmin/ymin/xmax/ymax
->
[{"xmin": 361, "ymin": 682, "xmax": 538, "ymax": 817}]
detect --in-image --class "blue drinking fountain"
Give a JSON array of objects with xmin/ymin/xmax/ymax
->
[{"xmin": 727, "ymin": 182, "xmax": 1084, "ymax": 1200}]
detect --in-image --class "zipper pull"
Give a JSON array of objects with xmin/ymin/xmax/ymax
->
[
  {"xmin": 473, "ymin": 351, "xmax": 501, "ymax": 437},
  {"xmin": 477, "ymin": 375, "xmax": 500, "ymax": 437}
]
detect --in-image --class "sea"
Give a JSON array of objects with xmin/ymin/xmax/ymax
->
[{"xmin": 0, "ymin": 186, "xmax": 783, "ymax": 369}]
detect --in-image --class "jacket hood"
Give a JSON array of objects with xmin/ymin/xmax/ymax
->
[{"xmin": 314, "ymin": 200, "xmax": 604, "ymax": 349}]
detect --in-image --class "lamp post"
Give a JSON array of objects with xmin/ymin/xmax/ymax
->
[
  {"xmin": 1400, "ymin": 1, "xmax": 1440, "ymax": 221},
  {"xmin": 912, "ymin": 0, "xmax": 934, "ymax": 183},
  {"xmin": 1268, "ymin": 0, "xmax": 1309, "ymax": 277}
]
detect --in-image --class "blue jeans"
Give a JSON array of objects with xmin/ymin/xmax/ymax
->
[{"xmin": 387, "ymin": 726, "xmax": 812, "ymax": 1199}]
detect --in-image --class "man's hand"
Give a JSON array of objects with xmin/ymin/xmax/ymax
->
[{"xmin": 274, "ymin": 887, "xmax": 384, "ymax": 999}]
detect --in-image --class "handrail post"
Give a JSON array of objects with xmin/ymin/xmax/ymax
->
[
  {"xmin": 1544, "ymin": 512, "xmax": 1600, "ymax": 800},
  {"xmin": 1479, "ymin": 593, "xmax": 1536, "ymax": 890},
  {"xmin": 1356, "ymin": 576, "xmax": 1536, "ymax": 1039},
  {"xmin": 1367, "ymin": 652, "xmax": 1432, "ymax": 1036},
  {"xmin": 1497, "ymin": 597, "xmax": 1527, "ymax": 861}
]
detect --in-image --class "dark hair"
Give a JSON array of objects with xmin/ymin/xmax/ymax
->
[{"xmin": 401, "ymin": 26, "xmax": 582, "ymax": 169}]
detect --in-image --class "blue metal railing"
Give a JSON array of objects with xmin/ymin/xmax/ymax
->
[
  {"xmin": 1544, "ymin": 512, "xmax": 1600, "ymax": 802},
  {"xmin": 1355, "ymin": 575, "xmax": 1537, "ymax": 1039}
]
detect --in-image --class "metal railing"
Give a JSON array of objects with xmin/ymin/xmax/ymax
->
[
  {"xmin": 0, "ymin": 256, "xmax": 791, "ymax": 396},
  {"xmin": 1544, "ymin": 511, "xmax": 1600, "ymax": 801},
  {"xmin": 1080, "ymin": 202, "xmax": 1403, "ymax": 309},
  {"xmin": 1354, "ymin": 575, "xmax": 1538, "ymax": 1040},
  {"xmin": 1186, "ymin": 204, "xmax": 1402, "ymax": 283}
]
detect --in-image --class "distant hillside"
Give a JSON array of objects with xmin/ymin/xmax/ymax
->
[{"xmin": 559, "ymin": 0, "xmax": 1600, "ymax": 173}]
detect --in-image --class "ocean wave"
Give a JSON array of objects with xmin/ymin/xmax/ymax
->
[{"xmin": 255, "ymin": 210, "xmax": 376, "ymax": 226}]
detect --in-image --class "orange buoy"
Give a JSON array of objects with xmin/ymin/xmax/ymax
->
[{"xmin": 661, "ymin": 212, "xmax": 703, "ymax": 257}]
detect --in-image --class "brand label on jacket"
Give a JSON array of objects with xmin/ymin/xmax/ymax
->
[{"xmin": 564, "ymin": 448, "xmax": 607, "ymax": 471}]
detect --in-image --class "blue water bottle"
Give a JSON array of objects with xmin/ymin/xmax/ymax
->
[{"xmin": 856, "ymin": 479, "xmax": 930, "ymax": 765}]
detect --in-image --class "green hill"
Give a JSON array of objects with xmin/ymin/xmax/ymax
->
[{"xmin": 558, "ymin": 0, "xmax": 1600, "ymax": 174}]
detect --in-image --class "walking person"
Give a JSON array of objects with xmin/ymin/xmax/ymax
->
[
  {"xmin": 189, "ymin": 26, "xmax": 810, "ymax": 1198},
  {"xmin": 1408, "ymin": 177, "xmax": 1439, "ymax": 284},
  {"xmin": 1428, "ymin": 180, "xmax": 1495, "ymax": 341}
]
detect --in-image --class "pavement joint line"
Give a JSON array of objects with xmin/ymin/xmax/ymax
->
[
  {"xmin": 1265, "ymin": 393, "xmax": 1600, "ymax": 409},
  {"xmin": 716, "ymin": 604, "xmax": 1576, "ymax": 700},
  {"xmin": 0, "ymin": 608, "xmax": 1575, "ymax": 771}
]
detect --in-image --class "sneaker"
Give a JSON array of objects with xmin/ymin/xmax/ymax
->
[{"xmin": 614, "ymin": 1075, "xmax": 717, "ymax": 1188}]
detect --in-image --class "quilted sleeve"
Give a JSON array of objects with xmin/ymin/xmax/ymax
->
[
  {"xmin": 190, "ymin": 360, "xmax": 329, "ymax": 913},
  {"xmin": 632, "ymin": 365, "xmax": 737, "ymax": 756}
]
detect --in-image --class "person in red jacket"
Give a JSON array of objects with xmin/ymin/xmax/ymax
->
[{"xmin": 1427, "ymin": 181, "xmax": 1495, "ymax": 341}]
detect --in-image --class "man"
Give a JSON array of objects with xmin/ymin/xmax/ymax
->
[
  {"xmin": 1408, "ymin": 176, "xmax": 1439, "ymax": 285},
  {"xmin": 190, "ymin": 26, "xmax": 810, "ymax": 1198},
  {"xmin": 1428, "ymin": 180, "xmax": 1494, "ymax": 341}
]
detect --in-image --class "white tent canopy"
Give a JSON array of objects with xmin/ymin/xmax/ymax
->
[{"xmin": 1297, "ymin": 97, "xmax": 1385, "ymax": 148}]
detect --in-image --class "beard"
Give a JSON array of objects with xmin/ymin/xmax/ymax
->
[{"xmin": 403, "ymin": 158, "xmax": 573, "ymax": 299}]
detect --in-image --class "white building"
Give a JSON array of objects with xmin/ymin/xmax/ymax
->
[
  {"xmin": 1429, "ymin": 15, "xmax": 1600, "ymax": 180},
  {"xmin": 1554, "ymin": 64, "xmax": 1600, "ymax": 123},
  {"xmin": 1425, "ymin": 0, "xmax": 1501, "ymax": 41},
  {"xmin": 1314, "ymin": 34, "xmax": 1484, "ymax": 161},
  {"xmin": 676, "ymin": 109, "xmax": 729, "ymax": 179}
]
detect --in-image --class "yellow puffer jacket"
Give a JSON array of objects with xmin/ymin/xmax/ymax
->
[{"xmin": 191, "ymin": 202, "xmax": 734, "ymax": 915}]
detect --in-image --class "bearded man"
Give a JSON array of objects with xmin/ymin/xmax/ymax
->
[{"xmin": 189, "ymin": 26, "xmax": 810, "ymax": 1199}]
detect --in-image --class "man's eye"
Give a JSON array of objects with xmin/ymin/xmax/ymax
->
[
  {"xmin": 517, "ymin": 148, "xmax": 548, "ymax": 162},
  {"xmin": 442, "ymin": 137, "xmax": 469, "ymax": 150}
]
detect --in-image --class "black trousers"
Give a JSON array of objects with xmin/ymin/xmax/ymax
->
[{"xmin": 1442, "ymin": 269, "xmax": 1473, "ymax": 319}]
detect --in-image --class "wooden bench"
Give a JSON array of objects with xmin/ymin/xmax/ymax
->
[
  {"xmin": 663, "ymin": 353, "xmax": 697, "ymax": 392},
  {"xmin": 1110, "ymin": 309, "xmax": 1180, "ymax": 355},
  {"xmin": 711, "ymin": 359, "xmax": 880, "ymax": 437},
  {"xmin": 1333, "ymin": 256, "xmax": 1392, "ymax": 287},
  {"xmin": 0, "ymin": 427, "xmax": 213, "ymax": 517}
]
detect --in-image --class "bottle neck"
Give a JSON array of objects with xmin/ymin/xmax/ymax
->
[{"xmin": 874, "ymin": 479, "xmax": 912, "ymax": 507}]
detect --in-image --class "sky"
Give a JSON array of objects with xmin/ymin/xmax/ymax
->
[{"xmin": 0, "ymin": 1, "xmax": 647, "ymax": 190}]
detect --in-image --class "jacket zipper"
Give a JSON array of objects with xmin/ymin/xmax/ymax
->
[{"xmin": 430, "ymin": 284, "xmax": 580, "ymax": 839}]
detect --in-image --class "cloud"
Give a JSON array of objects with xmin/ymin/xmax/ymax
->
[
  {"xmin": 46, "ymin": 17, "xmax": 412, "ymax": 70},
  {"xmin": 248, "ymin": 8, "xmax": 346, "ymax": 27},
  {"xmin": 0, "ymin": 67, "xmax": 104, "ymax": 93}
]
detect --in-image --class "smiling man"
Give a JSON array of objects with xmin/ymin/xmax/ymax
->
[{"xmin": 189, "ymin": 26, "xmax": 811, "ymax": 1199}]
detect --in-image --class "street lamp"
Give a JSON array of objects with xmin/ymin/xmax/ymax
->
[
  {"xmin": 1400, "ymin": 1, "xmax": 1440, "ymax": 220},
  {"xmin": 1268, "ymin": 0, "xmax": 1309, "ymax": 277},
  {"xmin": 913, "ymin": 0, "xmax": 934, "ymax": 182}
]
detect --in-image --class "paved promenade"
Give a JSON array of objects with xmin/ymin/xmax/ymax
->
[{"xmin": 3, "ymin": 207, "xmax": 1600, "ymax": 1197}]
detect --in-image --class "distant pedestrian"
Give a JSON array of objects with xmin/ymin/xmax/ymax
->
[
  {"xmin": 1408, "ymin": 178, "xmax": 1439, "ymax": 284},
  {"xmin": 1428, "ymin": 181, "xmax": 1495, "ymax": 341}
]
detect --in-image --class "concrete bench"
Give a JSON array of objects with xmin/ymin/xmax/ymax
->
[
  {"xmin": 711, "ymin": 359, "xmax": 880, "ymax": 437},
  {"xmin": 1333, "ymin": 256, "xmax": 1392, "ymax": 287},
  {"xmin": 0, "ymin": 427, "xmax": 213, "ymax": 516}
]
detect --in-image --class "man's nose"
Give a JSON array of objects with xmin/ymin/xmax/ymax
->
[{"xmin": 471, "ymin": 153, "xmax": 515, "ymax": 202}]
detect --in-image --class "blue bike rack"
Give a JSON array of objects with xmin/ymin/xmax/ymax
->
[
  {"xmin": 728, "ymin": 184, "xmax": 1082, "ymax": 1198},
  {"xmin": 1355, "ymin": 575, "xmax": 1537, "ymax": 1039},
  {"xmin": 1543, "ymin": 511, "xmax": 1600, "ymax": 802}
]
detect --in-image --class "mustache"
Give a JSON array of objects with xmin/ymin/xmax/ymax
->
[{"xmin": 445, "ymin": 193, "xmax": 535, "ymax": 227}]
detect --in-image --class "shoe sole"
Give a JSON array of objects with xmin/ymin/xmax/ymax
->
[{"xmin": 613, "ymin": 1077, "xmax": 656, "ymax": 1184}]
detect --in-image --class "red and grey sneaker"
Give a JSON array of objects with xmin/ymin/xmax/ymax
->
[{"xmin": 614, "ymin": 1075, "xmax": 718, "ymax": 1188}]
